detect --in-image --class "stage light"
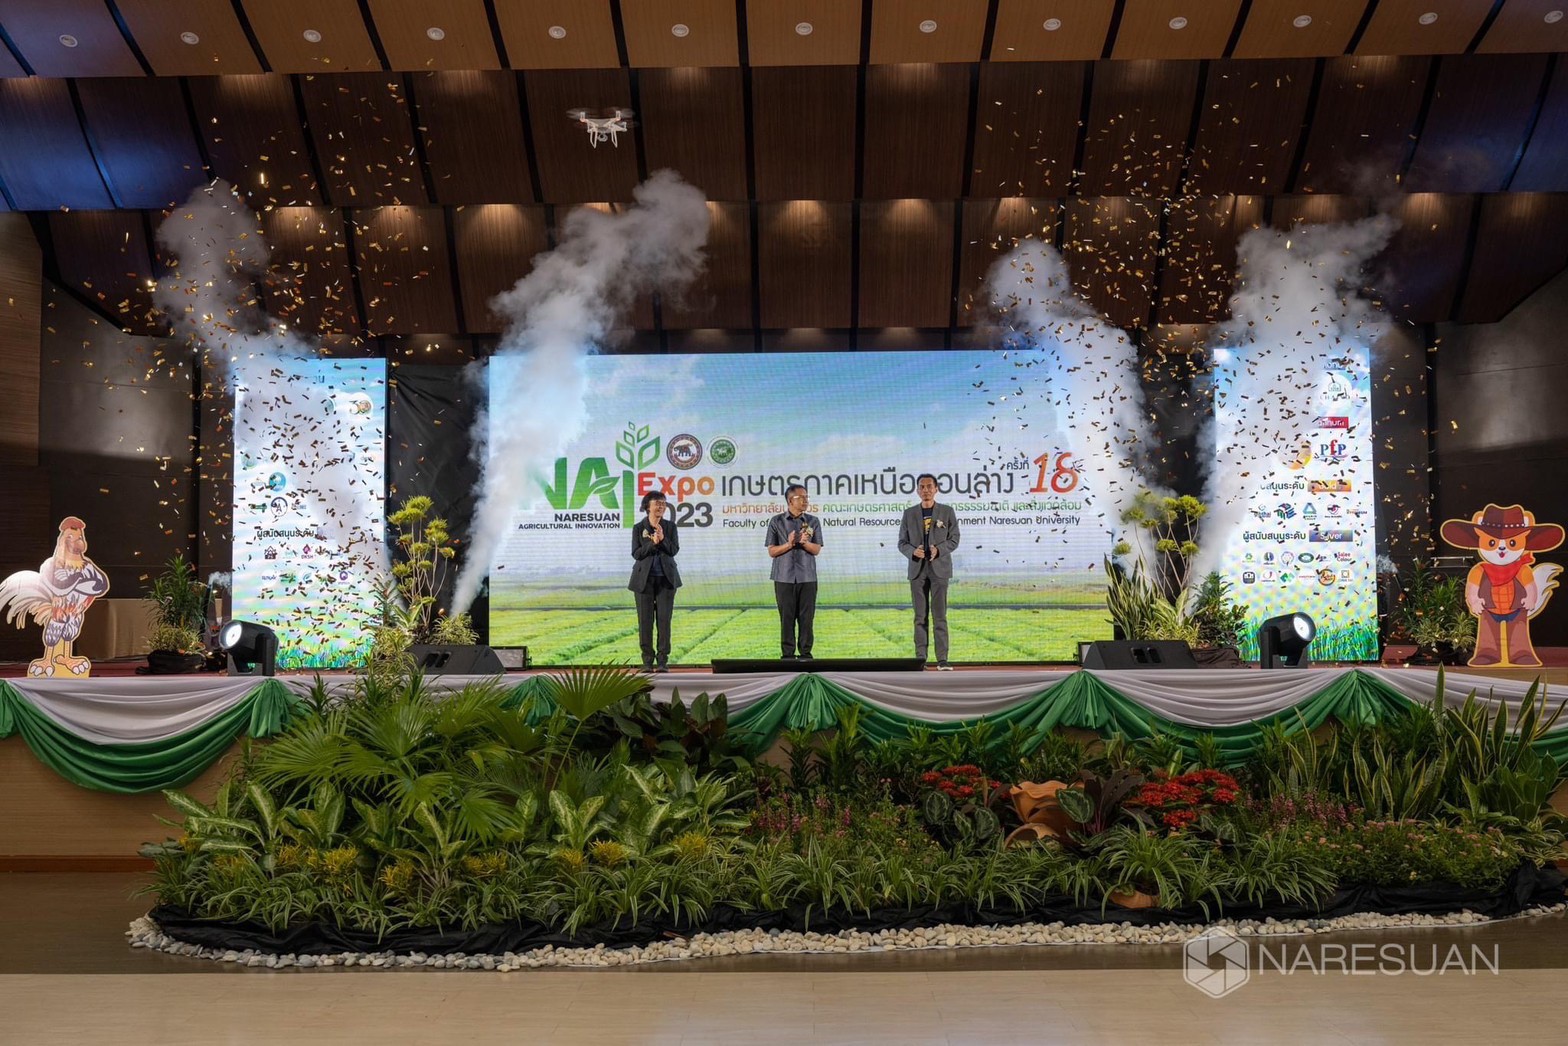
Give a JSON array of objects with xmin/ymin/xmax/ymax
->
[
  {"xmin": 219, "ymin": 620, "xmax": 278, "ymax": 677},
  {"xmin": 1257, "ymin": 613, "xmax": 1315, "ymax": 669}
]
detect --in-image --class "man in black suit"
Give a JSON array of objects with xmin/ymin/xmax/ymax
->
[{"xmin": 628, "ymin": 491, "xmax": 681, "ymax": 671}]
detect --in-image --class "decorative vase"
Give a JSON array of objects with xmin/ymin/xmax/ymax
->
[
  {"xmin": 146, "ymin": 650, "xmax": 207, "ymax": 675},
  {"xmin": 1108, "ymin": 888, "xmax": 1160, "ymax": 909},
  {"xmin": 1010, "ymin": 780, "xmax": 1074, "ymax": 836},
  {"xmin": 1003, "ymin": 823, "xmax": 1060, "ymax": 847}
]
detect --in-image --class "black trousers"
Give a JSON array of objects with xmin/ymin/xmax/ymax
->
[
  {"xmin": 635, "ymin": 577, "xmax": 676, "ymax": 665},
  {"xmin": 774, "ymin": 581, "xmax": 817, "ymax": 657}
]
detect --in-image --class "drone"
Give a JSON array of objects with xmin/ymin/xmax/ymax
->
[{"xmin": 568, "ymin": 108, "xmax": 634, "ymax": 148}]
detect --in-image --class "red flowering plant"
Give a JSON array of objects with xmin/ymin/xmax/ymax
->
[
  {"xmin": 1132, "ymin": 768, "xmax": 1243, "ymax": 832},
  {"xmin": 917, "ymin": 765, "xmax": 1010, "ymax": 851}
]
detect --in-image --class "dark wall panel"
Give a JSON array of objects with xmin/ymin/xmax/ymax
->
[
  {"xmin": 0, "ymin": 79, "xmax": 114, "ymax": 210},
  {"xmin": 522, "ymin": 70, "xmax": 641, "ymax": 204},
  {"xmin": 1294, "ymin": 56, "xmax": 1430, "ymax": 195},
  {"xmin": 261, "ymin": 207, "xmax": 362, "ymax": 342},
  {"xmin": 1079, "ymin": 61, "xmax": 1200, "ymax": 198},
  {"xmin": 411, "ymin": 71, "xmax": 534, "ymax": 205},
  {"xmin": 969, "ymin": 63, "xmax": 1085, "ymax": 198},
  {"xmin": 1404, "ymin": 55, "xmax": 1550, "ymax": 194},
  {"xmin": 757, "ymin": 201, "xmax": 851, "ymax": 328},
  {"xmin": 862, "ymin": 64, "xmax": 970, "ymax": 200},
  {"xmin": 452, "ymin": 204, "xmax": 550, "ymax": 334},
  {"xmin": 752, "ymin": 66, "xmax": 857, "ymax": 201},
  {"xmin": 299, "ymin": 73, "xmax": 428, "ymax": 206},
  {"xmin": 1373, "ymin": 193, "xmax": 1472, "ymax": 324},
  {"xmin": 75, "ymin": 78, "xmax": 208, "ymax": 210},
  {"xmin": 858, "ymin": 200, "xmax": 955, "ymax": 328},
  {"xmin": 639, "ymin": 67, "xmax": 748, "ymax": 202},
  {"xmin": 1185, "ymin": 59, "xmax": 1313, "ymax": 196},
  {"xmin": 188, "ymin": 75, "xmax": 323, "ymax": 207},
  {"xmin": 1157, "ymin": 195, "xmax": 1263, "ymax": 325},
  {"xmin": 957, "ymin": 198, "xmax": 1060, "ymax": 326},
  {"xmin": 1063, "ymin": 197, "xmax": 1160, "ymax": 329},
  {"xmin": 1507, "ymin": 58, "xmax": 1568, "ymax": 193},
  {"xmin": 663, "ymin": 203, "xmax": 753, "ymax": 329},
  {"xmin": 1456, "ymin": 194, "xmax": 1568, "ymax": 324},
  {"xmin": 352, "ymin": 207, "xmax": 459, "ymax": 334},
  {"xmin": 48, "ymin": 211, "xmax": 162, "ymax": 335}
]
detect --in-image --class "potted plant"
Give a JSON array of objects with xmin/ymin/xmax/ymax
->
[
  {"xmin": 1392, "ymin": 560, "xmax": 1476, "ymax": 665},
  {"xmin": 365, "ymin": 496, "xmax": 477, "ymax": 680},
  {"xmin": 144, "ymin": 553, "xmax": 209, "ymax": 674}
]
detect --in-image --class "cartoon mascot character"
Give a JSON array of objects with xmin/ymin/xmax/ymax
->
[
  {"xmin": 1439, "ymin": 504, "xmax": 1563, "ymax": 668},
  {"xmin": 0, "ymin": 517, "xmax": 111, "ymax": 677}
]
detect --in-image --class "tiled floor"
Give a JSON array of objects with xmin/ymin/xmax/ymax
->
[{"xmin": 3, "ymin": 873, "xmax": 1568, "ymax": 1043}]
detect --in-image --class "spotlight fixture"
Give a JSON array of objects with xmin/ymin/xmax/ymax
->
[
  {"xmin": 919, "ymin": 19, "xmax": 938, "ymax": 33},
  {"xmin": 1169, "ymin": 16, "xmax": 1188, "ymax": 29},
  {"xmin": 219, "ymin": 620, "xmax": 279, "ymax": 677},
  {"xmin": 548, "ymin": 25, "xmax": 567, "ymax": 39},
  {"xmin": 180, "ymin": 31, "xmax": 201, "ymax": 45},
  {"xmin": 671, "ymin": 23, "xmax": 690, "ymax": 37},
  {"xmin": 1418, "ymin": 11, "xmax": 1438, "ymax": 25},
  {"xmin": 1292, "ymin": 15, "xmax": 1313, "ymax": 28},
  {"xmin": 426, "ymin": 26, "xmax": 445, "ymax": 41},
  {"xmin": 303, "ymin": 28, "xmax": 322, "ymax": 43},
  {"xmin": 1257, "ymin": 612, "xmax": 1316, "ymax": 669},
  {"xmin": 1043, "ymin": 18, "xmax": 1063, "ymax": 31},
  {"xmin": 1547, "ymin": 10, "xmax": 1564, "ymax": 23},
  {"xmin": 59, "ymin": 34, "xmax": 79, "ymax": 47},
  {"xmin": 795, "ymin": 21, "xmax": 813, "ymax": 35}
]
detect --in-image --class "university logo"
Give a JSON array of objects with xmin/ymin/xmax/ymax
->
[
  {"xmin": 709, "ymin": 436, "xmax": 737, "ymax": 466},
  {"xmin": 667, "ymin": 433, "xmax": 703, "ymax": 470}
]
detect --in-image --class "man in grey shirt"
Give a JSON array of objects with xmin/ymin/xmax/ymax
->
[
  {"xmin": 898, "ymin": 473, "xmax": 960, "ymax": 669},
  {"xmin": 766, "ymin": 484, "xmax": 824, "ymax": 659}
]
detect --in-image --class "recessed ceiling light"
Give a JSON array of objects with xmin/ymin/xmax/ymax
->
[
  {"xmin": 548, "ymin": 25, "xmax": 567, "ymax": 39},
  {"xmin": 1418, "ymin": 11, "xmax": 1438, "ymax": 25},
  {"xmin": 1547, "ymin": 9, "xmax": 1565, "ymax": 23},
  {"xmin": 671, "ymin": 23, "xmax": 690, "ymax": 37},
  {"xmin": 1169, "ymin": 16, "xmax": 1189, "ymax": 30},
  {"xmin": 919, "ymin": 19, "xmax": 938, "ymax": 33},
  {"xmin": 795, "ymin": 21, "xmax": 813, "ymax": 36},
  {"xmin": 180, "ymin": 31, "xmax": 200, "ymax": 45},
  {"xmin": 302, "ymin": 28, "xmax": 322, "ymax": 43},
  {"xmin": 1292, "ymin": 15, "xmax": 1313, "ymax": 28},
  {"xmin": 58, "ymin": 34, "xmax": 78, "ymax": 47},
  {"xmin": 425, "ymin": 27, "xmax": 445, "ymax": 41},
  {"xmin": 1043, "ymin": 18, "xmax": 1063, "ymax": 31}
]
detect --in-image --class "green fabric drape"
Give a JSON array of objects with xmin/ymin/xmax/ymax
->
[{"xmin": 0, "ymin": 679, "xmax": 304, "ymax": 794}]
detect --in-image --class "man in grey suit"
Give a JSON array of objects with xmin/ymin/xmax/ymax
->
[
  {"xmin": 898, "ymin": 473, "xmax": 959, "ymax": 669},
  {"xmin": 628, "ymin": 491, "xmax": 680, "ymax": 671}
]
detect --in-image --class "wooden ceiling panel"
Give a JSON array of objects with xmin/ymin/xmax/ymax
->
[
  {"xmin": 522, "ymin": 70, "xmax": 641, "ymax": 203},
  {"xmin": 260, "ymin": 206, "xmax": 361, "ymax": 341},
  {"xmin": 1373, "ymin": 193, "xmax": 1471, "ymax": 323},
  {"xmin": 188, "ymin": 74, "xmax": 322, "ymax": 206},
  {"xmin": 494, "ymin": 0, "xmax": 619, "ymax": 69},
  {"xmin": 239, "ymin": 0, "xmax": 380, "ymax": 73},
  {"xmin": 746, "ymin": 0, "xmax": 862, "ymax": 66},
  {"xmin": 858, "ymin": 200, "xmax": 954, "ymax": 328},
  {"xmin": 115, "ymin": 0, "xmax": 262, "ymax": 76},
  {"xmin": 367, "ymin": 0, "xmax": 500, "ymax": 71},
  {"xmin": 1110, "ymin": 0, "xmax": 1245, "ymax": 60},
  {"xmin": 48, "ymin": 211, "xmax": 160, "ymax": 334},
  {"xmin": 0, "ymin": 43, "xmax": 22, "ymax": 78},
  {"xmin": 1063, "ymin": 197, "xmax": 1160, "ymax": 329},
  {"xmin": 0, "ymin": 78, "xmax": 113, "ymax": 209},
  {"xmin": 1405, "ymin": 55, "xmax": 1550, "ymax": 194},
  {"xmin": 863, "ymin": 64, "xmax": 970, "ymax": 200},
  {"xmin": 989, "ymin": 1, "xmax": 1115, "ymax": 62},
  {"xmin": 1079, "ymin": 60, "xmax": 1201, "ymax": 197},
  {"xmin": 1158, "ymin": 195, "xmax": 1264, "ymax": 324},
  {"xmin": 1186, "ymin": 59, "xmax": 1314, "ymax": 195},
  {"xmin": 298, "ymin": 73, "xmax": 426, "ymax": 206},
  {"xmin": 664, "ymin": 202, "xmax": 752, "ymax": 328},
  {"xmin": 758, "ymin": 200, "xmax": 852, "ymax": 328},
  {"xmin": 1478, "ymin": 0, "xmax": 1568, "ymax": 53},
  {"xmin": 970, "ymin": 63, "xmax": 1085, "ymax": 198},
  {"xmin": 1457, "ymin": 194, "xmax": 1568, "ymax": 323},
  {"xmin": 958, "ymin": 198, "xmax": 1060, "ymax": 326},
  {"xmin": 1231, "ymin": 0, "xmax": 1369, "ymax": 58},
  {"xmin": 1355, "ymin": 0, "xmax": 1491, "ymax": 56},
  {"xmin": 869, "ymin": 0, "xmax": 989, "ymax": 65},
  {"xmin": 752, "ymin": 66, "xmax": 856, "ymax": 201},
  {"xmin": 75, "ymin": 78, "xmax": 206, "ymax": 209},
  {"xmin": 452, "ymin": 204, "xmax": 549, "ymax": 334},
  {"xmin": 1270, "ymin": 194, "xmax": 1370, "ymax": 228},
  {"xmin": 1511, "ymin": 60, "xmax": 1568, "ymax": 192},
  {"xmin": 410, "ymin": 71, "xmax": 533, "ymax": 204},
  {"xmin": 1293, "ymin": 55, "xmax": 1430, "ymax": 194},
  {"xmin": 621, "ymin": 0, "xmax": 739, "ymax": 67},
  {"xmin": 352, "ymin": 206, "xmax": 458, "ymax": 334},
  {"xmin": 639, "ymin": 67, "xmax": 747, "ymax": 201},
  {"xmin": 0, "ymin": 0, "xmax": 143, "ymax": 77}
]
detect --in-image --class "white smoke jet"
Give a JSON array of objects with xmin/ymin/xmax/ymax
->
[
  {"xmin": 1192, "ymin": 215, "xmax": 1397, "ymax": 581},
  {"xmin": 983, "ymin": 239, "xmax": 1162, "ymax": 533},
  {"xmin": 154, "ymin": 180, "xmax": 385, "ymax": 603},
  {"xmin": 452, "ymin": 170, "xmax": 711, "ymax": 612}
]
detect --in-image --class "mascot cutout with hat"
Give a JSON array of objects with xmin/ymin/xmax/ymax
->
[
  {"xmin": 0, "ymin": 517, "xmax": 111, "ymax": 677},
  {"xmin": 1439, "ymin": 504, "xmax": 1563, "ymax": 668}
]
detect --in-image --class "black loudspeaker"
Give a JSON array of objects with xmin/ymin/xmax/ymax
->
[
  {"xmin": 408, "ymin": 644, "xmax": 504, "ymax": 675},
  {"xmin": 1079, "ymin": 640, "xmax": 1197, "ymax": 670}
]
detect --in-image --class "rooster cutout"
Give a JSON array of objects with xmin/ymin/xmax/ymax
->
[
  {"xmin": 1439, "ymin": 504, "xmax": 1563, "ymax": 668},
  {"xmin": 0, "ymin": 516, "xmax": 111, "ymax": 677}
]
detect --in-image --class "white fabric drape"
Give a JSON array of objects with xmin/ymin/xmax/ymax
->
[{"xmin": 8, "ymin": 677, "xmax": 269, "ymax": 745}]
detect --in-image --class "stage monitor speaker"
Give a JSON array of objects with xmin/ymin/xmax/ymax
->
[
  {"xmin": 1079, "ymin": 641, "xmax": 1197, "ymax": 670},
  {"xmin": 711, "ymin": 658, "xmax": 924, "ymax": 674},
  {"xmin": 408, "ymin": 644, "xmax": 504, "ymax": 675},
  {"xmin": 493, "ymin": 647, "xmax": 530, "ymax": 670}
]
